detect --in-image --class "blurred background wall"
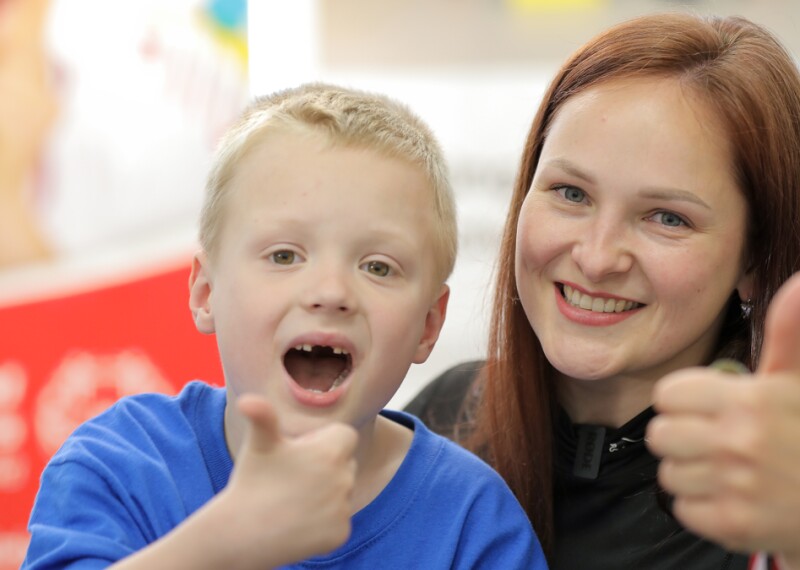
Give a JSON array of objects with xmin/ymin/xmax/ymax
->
[{"xmin": 1, "ymin": 0, "xmax": 798, "ymax": 567}]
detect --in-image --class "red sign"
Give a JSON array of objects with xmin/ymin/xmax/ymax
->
[{"xmin": 0, "ymin": 261, "xmax": 223, "ymax": 569}]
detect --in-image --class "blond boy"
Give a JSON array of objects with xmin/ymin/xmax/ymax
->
[{"xmin": 24, "ymin": 84, "xmax": 546, "ymax": 569}]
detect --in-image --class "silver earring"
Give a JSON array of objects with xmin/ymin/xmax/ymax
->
[{"xmin": 740, "ymin": 299, "xmax": 753, "ymax": 318}]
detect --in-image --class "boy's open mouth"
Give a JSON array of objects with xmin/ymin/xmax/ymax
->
[{"xmin": 284, "ymin": 344, "xmax": 352, "ymax": 393}]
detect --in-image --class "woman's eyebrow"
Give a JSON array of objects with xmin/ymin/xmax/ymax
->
[
  {"xmin": 639, "ymin": 188, "xmax": 711, "ymax": 209},
  {"xmin": 543, "ymin": 158, "xmax": 712, "ymax": 209},
  {"xmin": 542, "ymin": 158, "xmax": 596, "ymax": 184}
]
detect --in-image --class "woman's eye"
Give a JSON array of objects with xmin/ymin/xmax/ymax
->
[
  {"xmin": 555, "ymin": 185, "xmax": 586, "ymax": 203},
  {"xmin": 651, "ymin": 211, "xmax": 687, "ymax": 228},
  {"xmin": 362, "ymin": 260, "xmax": 391, "ymax": 277},
  {"xmin": 271, "ymin": 250, "xmax": 296, "ymax": 265}
]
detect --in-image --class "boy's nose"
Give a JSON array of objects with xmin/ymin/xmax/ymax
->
[
  {"xmin": 302, "ymin": 267, "xmax": 356, "ymax": 313},
  {"xmin": 571, "ymin": 219, "xmax": 634, "ymax": 282}
]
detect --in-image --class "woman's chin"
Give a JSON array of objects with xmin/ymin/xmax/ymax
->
[{"xmin": 545, "ymin": 347, "xmax": 623, "ymax": 382}]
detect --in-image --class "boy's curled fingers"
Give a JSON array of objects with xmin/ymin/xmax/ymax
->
[
  {"xmin": 305, "ymin": 423, "xmax": 359, "ymax": 464},
  {"xmin": 302, "ymin": 424, "xmax": 358, "ymax": 497}
]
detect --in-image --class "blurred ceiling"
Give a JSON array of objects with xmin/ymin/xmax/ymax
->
[{"xmin": 319, "ymin": 0, "xmax": 800, "ymax": 70}]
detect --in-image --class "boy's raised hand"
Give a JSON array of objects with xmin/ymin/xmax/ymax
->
[
  {"xmin": 113, "ymin": 395, "xmax": 359, "ymax": 570},
  {"xmin": 216, "ymin": 395, "xmax": 358, "ymax": 568},
  {"xmin": 648, "ymin": 273, "xmax": 800, "ymax": 566}
]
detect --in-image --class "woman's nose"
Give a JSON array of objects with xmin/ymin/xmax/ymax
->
[{"xmin": 571, "ymin": 219, "xmax": 634, "ymax": 282}]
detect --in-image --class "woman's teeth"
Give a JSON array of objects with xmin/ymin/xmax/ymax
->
[{"xmin": 563, "ymin": 284, "xmax": 640, "ymax": 313}]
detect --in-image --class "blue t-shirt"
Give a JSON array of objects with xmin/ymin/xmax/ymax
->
[{"xmin": 23, "ymin": 381, "xmax": 547, "ymax": 569}]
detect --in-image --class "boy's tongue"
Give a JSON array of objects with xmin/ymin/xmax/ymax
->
[{"xmin": 285, "ymin": 349, "xmax": 346, "ymax": 392}]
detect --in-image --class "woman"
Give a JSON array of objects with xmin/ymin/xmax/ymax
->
[{"xmin": 407, "ymin": 12, "xmax": 800, "ymax": 569}]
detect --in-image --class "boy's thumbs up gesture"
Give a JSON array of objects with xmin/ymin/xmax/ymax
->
[
  {"xmin": 648, "ymin": 273, "xmax": 800, "ymax": 566},
  {"xmin": 215, "ymin": 395, "xmax": 358, "ymax": 569},
  {"xmin": 113, "ymin": 395, "xmax": 359, "ymax": 570}
]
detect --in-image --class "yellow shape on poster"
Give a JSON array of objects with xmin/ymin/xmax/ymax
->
[{"xmin": 508, "ymin": 0, "xmax": 606, "ymax": 11}]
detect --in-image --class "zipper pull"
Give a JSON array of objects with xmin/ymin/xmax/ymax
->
[{"xmin": 608, "ymin": 436, "xmax": 644, "ymax": 453}]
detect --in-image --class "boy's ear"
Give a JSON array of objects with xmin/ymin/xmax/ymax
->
[
  {"xmin": 412, "ymin": 285, "xmax": 450, "ymax": 364},
  {"xmin": 188, "ymin": 251, "xmax": 216, "ymax": 334}
]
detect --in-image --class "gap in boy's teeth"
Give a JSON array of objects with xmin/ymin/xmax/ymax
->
[{"xmin": 284, "ymin": 347, "xmax": 348, "ymax": 392}]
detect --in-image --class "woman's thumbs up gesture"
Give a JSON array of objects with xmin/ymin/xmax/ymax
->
[{"xmin": 648, "ymin": 272, "xmax": 800, "ymax": 568}]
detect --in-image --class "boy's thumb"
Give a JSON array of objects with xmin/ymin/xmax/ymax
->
[
  {"xmin": 238, "ymin": 394, "xmax": 281, "ymax": 453},
  {"xmin": 758, "ymin": 272, "xmax": 800, "ymax": 375}
]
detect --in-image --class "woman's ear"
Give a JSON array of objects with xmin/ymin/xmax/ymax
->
[
  {"xmin": 188, "ymin": 251, "xmax": 216, "ymax": 334},
  {"xmin": 736, "ymin": 270, "xmax": 754, "ymax": 303}
]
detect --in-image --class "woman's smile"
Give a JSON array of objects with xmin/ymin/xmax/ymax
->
[{"xmin": 559, "ymin": 283, "xmax": 643, "ymax": 313}]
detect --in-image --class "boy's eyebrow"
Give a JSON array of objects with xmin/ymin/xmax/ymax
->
[{"xmin": 543, "ymin": 158, "xmax": 711, "ymax": 209}]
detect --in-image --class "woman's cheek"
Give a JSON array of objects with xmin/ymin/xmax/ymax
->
[{"xmin": 516, "ymin": 211, "xmax": 566, "ymax": 274}]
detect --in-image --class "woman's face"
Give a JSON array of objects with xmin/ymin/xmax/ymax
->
[{"xmin": 516, "ymin": 77, "xmax": 752, "ymax": 396}]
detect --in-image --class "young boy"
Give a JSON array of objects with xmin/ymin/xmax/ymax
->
[{"xmin": 23, "ymin": 84, "xmax": 547, "ymax": 569}]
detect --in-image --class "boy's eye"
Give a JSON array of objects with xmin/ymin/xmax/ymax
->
[
  {"xmin": 271, "ymin": 250, "xmax": 296, "ymax": 265},
  {"xmin": 361, "ymin": 260, "xmax": 391, "ymax": 277},
  {"xmin": 651, "ymin": 211, "xmax": 687, "ymax": 228},
  {"xmin": 555, "ymin": 185, "xmax": 586, "ymax": 203}
]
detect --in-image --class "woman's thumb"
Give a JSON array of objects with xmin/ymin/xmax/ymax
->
[{"xmin": 759, "ymin": 272, "xmax": 800, "ymax": 375}]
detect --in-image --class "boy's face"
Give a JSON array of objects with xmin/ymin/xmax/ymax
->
[{"xmin": 190, "ymin": 130, "xmax": 449, "ymax": 439}]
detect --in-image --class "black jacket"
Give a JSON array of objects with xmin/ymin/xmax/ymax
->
[{"xmin": 405, "ymin": 361, "xmax": 749, "ymax": 570}]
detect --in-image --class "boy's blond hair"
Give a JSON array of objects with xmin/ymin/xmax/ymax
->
[{"xmin": 200, "ymin": 82, "xmax": 457, "ymax": 284}]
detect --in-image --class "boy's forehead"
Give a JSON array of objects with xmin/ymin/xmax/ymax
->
[
  {"xmin": 234, "ymin": 127, "xmax": 431, "ymax": 190},
  {"xmin": 225, "ymin": 130, "xmax": 435, "ymax": 217},
  {"xmin": 227, "ymin": 143, "xmax": 439, "ymax": 244}
]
